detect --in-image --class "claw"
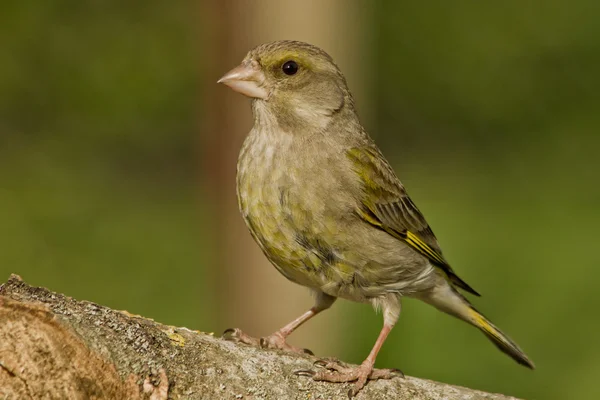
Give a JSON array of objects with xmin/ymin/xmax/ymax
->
[
  {"xmin": 223, "ymin": 328, "xmax": 312, "ymax": 355},
  {"xmin": 311, "ymin": 359, "xmax": 349, "ymax": 373},
  {"xmin": 222, "ymin": 328, "xmax": 238, "ymax": 340},
  {"xmin": 390, "ymin": 368, "xmax": 404, "ymax": 378},
  {"xmin": 368, "ymin": 367, "xmax": 404, "ymax": 380},
  {"xmin": 303, "ymin": 348, "xmax": 314, "ymax": 356},
  {"xmin": 313, "ymin": 359, "xmax": 328, "ymax": 368},
  {"xmin": 293, "ymin": 369, "xmax": 315, "ymax": 377}
]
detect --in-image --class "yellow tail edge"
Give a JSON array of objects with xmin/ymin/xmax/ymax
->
[{"xmin": 469, "ymin": 308, "xmax": 535, "ymax": 369}]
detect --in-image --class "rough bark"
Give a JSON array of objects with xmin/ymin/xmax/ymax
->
[{"xmin": 0, "ymin": 275, "xmax": 519, "ymax": 399}]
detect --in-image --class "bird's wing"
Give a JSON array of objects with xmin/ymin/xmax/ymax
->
[{"xmin": 347, "ymin": 145, "xmax": 480, "ymax": 296}]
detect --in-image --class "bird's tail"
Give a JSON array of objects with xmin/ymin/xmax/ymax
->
[
  {"xmin": 467, "ymin": 306, "xmax": 535, "ymax": 369},
  {"xmin": 420, "ymin": 283, "xmax": 535, "ymax": 369}
]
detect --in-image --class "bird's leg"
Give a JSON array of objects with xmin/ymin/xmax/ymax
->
[
  {"xmin": 258, "ymin": 307, "xmax": 322, "ymax": 354},
  {"xmin": 223, "ymin": 292, "xmax": 336, "ymax": 355},
  {"xmin": 297, "ymin": 295, "xmax": 403, "ymax": 397}
]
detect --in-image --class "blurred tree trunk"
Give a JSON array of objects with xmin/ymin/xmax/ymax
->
[{"xmin": 201, "ymin": 0, "xmax": 373, "ymax": 356}]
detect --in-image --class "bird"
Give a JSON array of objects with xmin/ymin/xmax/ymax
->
[{"xmin": 217, "ymin": 40, "xmax": 534, "ymax": 396}]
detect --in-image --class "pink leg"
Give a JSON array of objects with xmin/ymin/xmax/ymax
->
[
  {"xmin": 279, "ymin": 307, "xmax": 320, "ymax": 337},
  {"xmin": 297, "ymin": 295, "xmax": 403, "ymax": 397},
  {"xmin": 364, "ymin": 324, "xmax": 392, "ymax": 369},
  {"xmin": 223, "ymin": 292, "xmax": 336, "ymax": 354}
]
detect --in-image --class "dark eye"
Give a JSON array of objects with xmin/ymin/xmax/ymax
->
[{"xmin": 282, "ymin": 60, "xmax": 298, "ymax": 75}]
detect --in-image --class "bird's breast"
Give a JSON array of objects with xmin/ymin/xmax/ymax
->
[{"xmin": 236, "ymin": 128, "xmax": 351, "ymax": 287}]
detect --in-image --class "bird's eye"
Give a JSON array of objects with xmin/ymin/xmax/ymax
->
[{"xmin": 282, "ymin": 60, "xmax": 299, "ymax": 76}]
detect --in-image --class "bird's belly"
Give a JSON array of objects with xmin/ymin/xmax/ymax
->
[
  {"xmin": 238, "ymin": 179, "xmax": 329, "ymax": 288},
  {"xmin": 236, "ymin": 133, "xmax": 438, "ymax": 300},
  {"xmin": 238, "ymin": 169, "xmax": 438, "ymax": 300}
]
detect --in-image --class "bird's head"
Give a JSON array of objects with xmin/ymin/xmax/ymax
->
[{"xmin": 218, "ymin": 41, "xmax": 355, "ymax": 131}]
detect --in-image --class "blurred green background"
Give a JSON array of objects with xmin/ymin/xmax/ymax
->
[{"xmin": 1, "ymin": 1, "xmax": 598, "ymax": 399}]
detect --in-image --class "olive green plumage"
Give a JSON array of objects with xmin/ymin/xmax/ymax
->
[{"xmin": 228, "ymin": 40, "xmax": 533, "ymax": 374}]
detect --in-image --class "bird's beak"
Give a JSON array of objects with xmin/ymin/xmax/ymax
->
[{"xmin": 217, "ymin": 60, "xmax": 268, "ymax": 100}]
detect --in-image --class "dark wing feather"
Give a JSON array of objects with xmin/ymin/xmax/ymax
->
[{"xmin": 347, "ymin": 145, "xmax": 480, "ymax": 296}]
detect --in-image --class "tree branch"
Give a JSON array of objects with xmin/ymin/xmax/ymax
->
[{"xmin": 0, "ymin": 275, "xmax": 519, "ymax": 399}]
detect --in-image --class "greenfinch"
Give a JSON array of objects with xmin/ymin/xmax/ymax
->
[{"xmin": 218, "ymin": 40, "xmax": 533, "ymax": 396}]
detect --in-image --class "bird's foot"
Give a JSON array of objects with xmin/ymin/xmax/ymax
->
[
  {"xmin": 222, "ymin": 328, "xmax": 313, "ymax": 355},
  {"xmin": 222, "ymin": 327, "xmax": 260, "ymax": 346},
  {"xmin": 295, "ymin": 359, "xmax": 403, "ymax": 397}
]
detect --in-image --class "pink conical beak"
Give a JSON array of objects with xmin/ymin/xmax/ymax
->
[{"xmin": 218, "ymin": 60, "xmax": 268, "ymax": 99}]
